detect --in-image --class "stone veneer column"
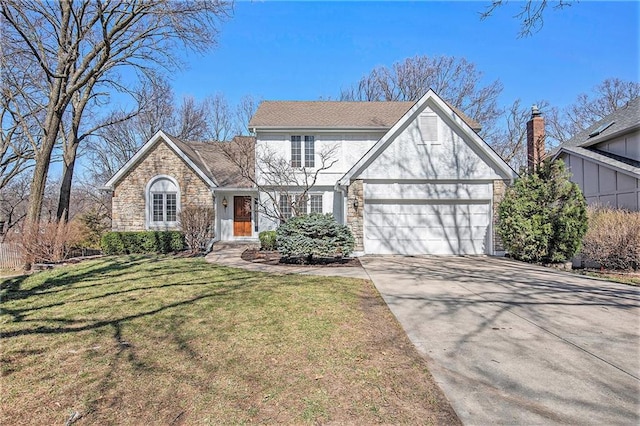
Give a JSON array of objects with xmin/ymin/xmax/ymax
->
[
  {"xmin": 346, "ymin": 180, "xmax": 364, "ymax": 252},
  {"xmin": 492, "ymin": 179, "xmax": 508, "ymax": 253}
]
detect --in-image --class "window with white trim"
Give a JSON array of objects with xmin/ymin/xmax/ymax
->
[
  {"xmin": 310, "ymin": 194, "xmax": 323, "ymax": 213},
  {"xmin": 304, "ymin": 136, "xmax": 315, "ymax": 167},
  {"xmin": 152, "ymin": 193, "xmax": 177, "ymax": 222},
  {"xmin": 291, "ymin": 136, "xmax": 302, "ymax": 167},
  {"xmin": 291, "ymin": 135, "xmax": 315, "ymax": 167},
  {"xmin": 147, "ymin": 176, "xmax": 179, "ymax": 227},
  {"xmin": 279, "ymin": 194, "xmax": 293, "ymax": 220},
  {"xmin": 278, "ymin": 193, "xmax": 322, "ymax": 221}
]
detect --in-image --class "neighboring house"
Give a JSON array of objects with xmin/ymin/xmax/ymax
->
[
  {"xmin": 553, "ymin": 97, "xmax": 640, "ymax": 211},
  {"xmin": 106, "ymin": 89, "xmax": 517, "ymax": 255}
]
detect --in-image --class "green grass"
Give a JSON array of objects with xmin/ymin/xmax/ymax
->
[{"xmin": 1, "ymin": 256, "xmax": 459, "ymax": 425}]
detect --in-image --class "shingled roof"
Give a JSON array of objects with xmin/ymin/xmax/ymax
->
[
  {"xmin": 167, "ymin": 134, "xmax": 255, "ymax": 188},
  {"xmin": 553, "ymin": 97, "xmax": 640, "ymax": 176},
  {"xmin": 249, "ymin": 100, "xmax": 481, "ymax": 132},
  {"xmin": 559, "ymin": 97, "xmax": 640, "ymax": 149}
]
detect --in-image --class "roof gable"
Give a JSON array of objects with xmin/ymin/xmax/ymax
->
[
  {"xmin": 104, "ymin": 131, "xmax": 218, "ymax": 189},
  {"xmin": 249, "ymin": 100, "xmax": 481, "ymax": 132},
  {"xmin": 338, "ymin": 90, "xmax": 516, "ymax": 186}
]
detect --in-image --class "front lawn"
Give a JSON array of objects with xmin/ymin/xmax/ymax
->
[{"xmin": 1, "ymin": 256, "xmax": 458, "ymax": 425}]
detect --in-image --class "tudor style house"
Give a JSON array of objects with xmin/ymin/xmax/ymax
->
[
  {"xmin": 552, "ymin": 97, "xmax": 640, "ymax": 211},
  {"xmin": 105, "ymin": 90, "xmax": 517, "ymax": 255}
]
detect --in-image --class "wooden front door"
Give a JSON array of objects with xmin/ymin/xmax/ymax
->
[{"xmin": 233, "ymin": 196, "xmax": 252, "ymax": 237}]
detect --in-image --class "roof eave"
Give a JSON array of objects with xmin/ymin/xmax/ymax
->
[
  {"xmin": 250, "ymin": 125, "xmax": 392, "ymax": 132},
  {"xmin": 554, "ymin": 147, "xmax": 640, "ymax": 177},
  {"xmin": 338, "ymin": 90, "xmax": 517, "ymax": 186},
  {"xmin": 578, "ymin": 123, "xmax": 640, "ymax": 149},
  {"xmin": 104, "ymin": 130, "xmax": 218, "ymax": 189}
]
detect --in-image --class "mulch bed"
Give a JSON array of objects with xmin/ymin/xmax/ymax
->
[{"xmin": 241, "ymin": 248, "xmax": 361, "ymax": 267}]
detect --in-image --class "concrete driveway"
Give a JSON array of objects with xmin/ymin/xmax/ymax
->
[{"xmin": 360, "ymin": 255, "xmax": 640, "ymax": 425}]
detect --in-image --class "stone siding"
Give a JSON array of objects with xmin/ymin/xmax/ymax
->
[
  {"xmin": 112, "ymin": 138, "xmax": 213, "ymax": 231},
  {"xmin": 492, "ymin": 179, "xmax": 508, "ymax": 253},
  {"xmin": 346, "ymin": 180, "xmax": 364, "ymax": 251}
]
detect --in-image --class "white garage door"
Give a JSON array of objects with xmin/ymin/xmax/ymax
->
[{"xmin": 364, "ymin": 201, "xmax": 491, "ymax": 255}]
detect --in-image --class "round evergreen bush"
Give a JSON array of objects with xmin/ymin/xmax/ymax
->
[
  {"xmin": 497, "ymin": 160, "xmax": 587, "ymax": 263},
  {"xmin": 276, "ymin": 213, "xmax": 355, "ymax": 262}
]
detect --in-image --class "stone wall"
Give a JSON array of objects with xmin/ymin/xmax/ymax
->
[
  {"xmin": 112, "ymin": 138, "xmax": 213, "ymax": 231},
  {"xmin": 346, "ymin": 179, "xmax": 364, "ymax": 251},
  {"xmin": 492, "ymin": 179, "xmax": 508, "ymax": 253}
]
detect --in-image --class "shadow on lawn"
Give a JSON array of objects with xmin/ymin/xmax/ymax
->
[
  {"xmin": 0, "ymin": 256, "xmax": 261, "ymax": 339},
  {"xmin": 0, "ymin": 256, "xmax": 151, "ymax": 302}
]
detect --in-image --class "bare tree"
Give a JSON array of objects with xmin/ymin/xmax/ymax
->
[
  {"xmin": 549, "ymin": 78, "xmax": 640, "ymax": 144},
  {"xmin": 1, "ymin": 0, "xmax": 231, "ymax": 236},
  {"xmin": 222, "ymin": 138, "xmax": 339, "ymax": 223},
  {"xmin": 85, "ymin": 78, "xmax": 217, "ymax": 185},
  {"xmin": 487, "ymin": 99, "xmax": 549, "ymax": 171},
  {"xmin": 206, "ymin": 93, "xmax": 234, "ymax": 141},
  {"xmin": 179, "ymin": 206, "xmax": 215, "ymax": 252},
  {"xmin": 480, "ymin": 0, "xmax": 575, "ymax": 37},
  {"xmin": 0, "ymin": 174, "xmax": 30, "ymax": 241},
  {"xmin": 176, "ymin": 96, "xmax": 211, "ymax": 142},
  {"xmin": 0, "ymin": 46, "xmax": 43, "ymax": 190},
  {"xmin": 235, "ymin": 94, "xmax": 260, "ymax": 135},
  {"xmin": 487, "ymin": 77, "xmax": 639, "ymax": 170},
  {"xmin": 340, "ymin": 55, "xmax": 504, "ymax": 136}
]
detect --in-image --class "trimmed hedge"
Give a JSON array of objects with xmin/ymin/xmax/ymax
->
[
  {"xmin": 259, "ymin": 230, "xmax": 277, "ymax": 251},
  {"xmin": 276, "ymin": 213, "xmax": 354, "ymax": 261},
  {"xmin": 101, "ymin": 231, "xmax": 185, "ymax": 255}
]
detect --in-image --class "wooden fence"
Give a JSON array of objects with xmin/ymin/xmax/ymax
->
[{"xmin": 0, "ymin": 242, "xmax": 22, "ymax": 270}]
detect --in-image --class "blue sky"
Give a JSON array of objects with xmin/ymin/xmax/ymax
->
[{"xmin": 172, "ymin": 1, "xmax": 639, "ymax": 111}]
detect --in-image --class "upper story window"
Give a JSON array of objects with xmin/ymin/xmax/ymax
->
[
  {"xmin": 304, "ymin": 136, "xmax": 315, "ymax": 167},
  {"xmin": 291, "ymin": 135, "xmax": 315, "ymax": 167},
  {"xmin": 147, "ymin": 176, "xmax": 180, "ymax": 228},
  {"xmin": 291, "ymin": 136, "xmax": 302, "ymax": 167}
]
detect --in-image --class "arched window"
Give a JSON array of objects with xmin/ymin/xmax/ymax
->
[{"xmin": 146, "ymin": 175, "xmax": 180, "ymax": 228}]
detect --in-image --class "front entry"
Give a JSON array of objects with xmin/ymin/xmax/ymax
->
[{"xmin": 233, "ymin": 196, "xmax": 252, "ymax": 237}]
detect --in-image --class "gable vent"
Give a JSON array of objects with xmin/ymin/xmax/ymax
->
[{"xmin": 419, "ymin": 115, "xmax": 438, "ymax": 143}]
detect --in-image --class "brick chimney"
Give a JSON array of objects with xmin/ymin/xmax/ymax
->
[{"xmin": 526, "ymin": 105, "xmax": 545, "ymax": 171}]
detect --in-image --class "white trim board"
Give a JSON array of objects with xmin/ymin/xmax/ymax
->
[
  {"xmin": 337, "ymin": 89, "xmax": 517, "ymax": 188},
  {"xmin": 104, "ymin": 130, "xmax": 217, "ymax": 190}
]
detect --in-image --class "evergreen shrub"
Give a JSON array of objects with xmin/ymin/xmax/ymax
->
[
  {"xmin": 276, "ymin": 213, "xmax": 355, "ymax": 262},
  {"xmin": 497, "ymin": 160, "xmax": 587, "ymax": 263}
]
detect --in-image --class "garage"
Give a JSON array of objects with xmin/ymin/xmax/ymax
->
[
  {"xmin": 364, "ymin": 200, "xmax": 491, "ymax": 255},
  {"xmin": 335, "ymin": 91, "xmax": 517, "ymax": 256}
]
